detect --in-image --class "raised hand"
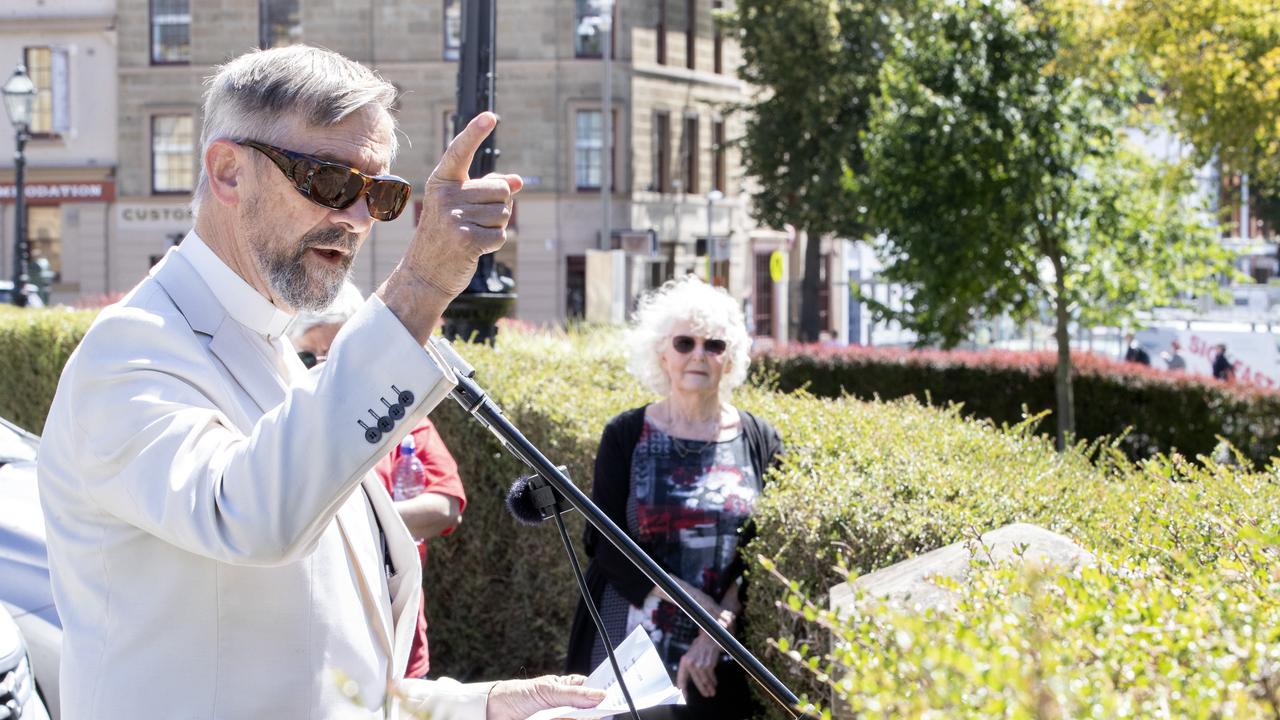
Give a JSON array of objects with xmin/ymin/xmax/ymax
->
[
  {"xmin": 407, "ymin": 111, "xmax": 523, "ymax": 298},
  {"xmin": 378, "ymin": 111, "xmax": 524, "ymax": 342}
]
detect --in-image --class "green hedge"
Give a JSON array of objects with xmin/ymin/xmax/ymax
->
[
  {"xmin": 4, "ymin": 312, "xmax": 1276, "ymax": 715},
  {"xmin": 741, "ymin": 389, "xmax": 1280, "ymax": 716},
  {"xmin": 0, "ymin": 307, "xmax": 97, "ymax": 433},
  {"xmin": 752, "ymin": 344, "xmax": 1280, "ymax": 465}
]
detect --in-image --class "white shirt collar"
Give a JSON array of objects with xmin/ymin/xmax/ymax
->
[{"xmin": 177, "ymin": 230, "xmax": 296, "ymax": 339}]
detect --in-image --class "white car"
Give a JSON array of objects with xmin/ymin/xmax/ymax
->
[
  {"xmin": 0, "ymin": 417, "xmax": 58, "ymax": 719},
  {"xmin": 0, "ymin": 604, "xmax": 50, "ymax": 720}
]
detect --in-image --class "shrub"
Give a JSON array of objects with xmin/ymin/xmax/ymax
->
[
  {"xmin": 742, "ymin": 388, "xmax": 1280, "ymax": 716},
  {"xmin": 6, "ymin": 315, "xmax": 1276, "ymax": 716},
  {"xmin": 0, "ymin": 307, "xmax": 96, "ymax": 433},
  {"xmin": 751, "ymin": 344, "xmax": 1280, "ymax": 464}
]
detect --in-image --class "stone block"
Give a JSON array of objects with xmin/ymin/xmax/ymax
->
[{"xmin": 830, "ymin": 523, "xmax": 1095, "ymax": 617}]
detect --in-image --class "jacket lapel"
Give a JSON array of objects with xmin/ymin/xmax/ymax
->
[
  {"xmin": 362, "ymin": 475, "xmax": 423, "ymax": 676},
  {"xmin": 333, "ymin": 479, "xmax": 420, "ymax": 682},
  {"xmin": 155, "ymin": 246, "xmax": 415, "ymax": 681},
  {"xmin": 152, "ymin": 247, "xmax": 289, "ymax": 416}
]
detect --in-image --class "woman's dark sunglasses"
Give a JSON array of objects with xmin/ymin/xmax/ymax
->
[
  {"xmin": 672, "ymin": 335, "xmax": 727, "ymax": 356},
  {"xmin": 237, "ymin": 140, "xmax": 412, "ymax": 221}
]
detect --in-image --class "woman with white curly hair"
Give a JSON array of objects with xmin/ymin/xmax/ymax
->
[{"xmin": 566, "ymin": 275, "xmax": 783, "ymax": 718}]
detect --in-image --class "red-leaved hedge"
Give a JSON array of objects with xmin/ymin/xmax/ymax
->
[{"xmin": 750, "ymin": 344, "xmax": 1280, "ymax": 465}]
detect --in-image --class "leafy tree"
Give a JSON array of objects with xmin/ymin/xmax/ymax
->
[
  {"xmin": 1118, "ymin": 0, "xmax": 1280, "ymax": 187},
  {"xmin": 728, "ymin": 0, "xmax": 894, "ymax": 341},
  {"xmin": 858, "ymin": 0, "xmax": 1233, "ymax": 447}
]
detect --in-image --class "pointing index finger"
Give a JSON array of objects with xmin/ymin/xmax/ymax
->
[{"xmin": 432, "ymin": 112, "xmax": 496, "ymax": 183}]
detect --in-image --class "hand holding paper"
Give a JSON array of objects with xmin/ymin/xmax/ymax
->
[{"xmin": 525, "ymin": 627, "xmax": 684, "ymax": 720}]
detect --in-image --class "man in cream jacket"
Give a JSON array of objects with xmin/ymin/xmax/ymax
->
[{"xmin": 37, "ymin": 46, "xmax": 602, "ymax": 720}]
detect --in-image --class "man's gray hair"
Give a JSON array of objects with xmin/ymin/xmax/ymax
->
[{"xmin": 192, "ymin": 45, "xmax": 400, "ymax": 216}]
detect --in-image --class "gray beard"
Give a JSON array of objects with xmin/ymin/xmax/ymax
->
[{"xmin": 249, "ymin": 224, "xmax": 358, "ymax": 312}]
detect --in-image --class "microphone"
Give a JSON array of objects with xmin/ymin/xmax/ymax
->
[{"xmin": 505, "ymin": 470, "xmax": 575, "ymax": 526}]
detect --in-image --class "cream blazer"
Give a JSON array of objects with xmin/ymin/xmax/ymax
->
[{"xmin": 37, "ymin": 247, "xmax": 493, "ymax": 719}]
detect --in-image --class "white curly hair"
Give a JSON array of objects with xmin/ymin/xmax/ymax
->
[{"xmin": 625, "ymin": 275, "xmax": 752, "ymax": 401}]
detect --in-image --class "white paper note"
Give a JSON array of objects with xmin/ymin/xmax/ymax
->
[{"xmin": 525, "ymin": 627, "xmax": 684, "ymax": 720}]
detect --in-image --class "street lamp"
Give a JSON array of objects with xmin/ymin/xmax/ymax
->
[
  {"xmin": 2, "ymin": 65, "xmax": 36, "ymax": 307},
  {"xmin": 578, "ymin": 0, "xmax": 614, "ymax": 250}
]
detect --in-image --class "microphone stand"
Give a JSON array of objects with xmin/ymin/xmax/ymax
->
[{"xmin": 429, "ymin": 338, "xmax": 809, "ymax": 719}]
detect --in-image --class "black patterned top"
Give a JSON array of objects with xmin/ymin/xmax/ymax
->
[{"xmin": 593, "ymin": 420, "xmax": 760, "ymax": 672}]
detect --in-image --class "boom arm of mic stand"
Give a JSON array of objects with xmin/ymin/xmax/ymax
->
[{"xmin": 430, "ymin": 339, "xmax": 810, "ymax": 719}]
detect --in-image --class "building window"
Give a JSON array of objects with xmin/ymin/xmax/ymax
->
[
  {"xmin": 566, "ymin": 255, "xmax": 586, "ymax": 320},
  {"xmin": 712, "ymin": 119, "xmax": 726, "ymax": 193},
  {"xmin": 444, "ymin": 0, "xmax": 462, "ymax": 61},
  {"xmin": 653, "ymin": 110, "xmax": 671, "ymax": 193},
  {"xmin": 657, "ymin": 0, "xmax": 667, "ymax": 65},
  {"xmin": 753, "ymin": 252, "xmax": 773, "ymax": 336},
  {"xmin": 576, "ymin": 0, "xmax": 615, "ymax": 58},
  {"xmin": 575, "ymin": 109, "xmax": 604, "ymax": 191},
  {"xmin": 713, "ymin": 0, "xmax": 724, "ymax": 73},
  {"xmin": 259, "ymin": 0, "xmax": 301, "ymax": 49},
  {"xmin": 686, "ymin": 0, "xmax": 696, "ymax": 70},
  {"xmin": 22, "ymin": 47, "xmax": 69, "ymax": 138},
  {"xmin": 152, "ymin": 115, "xmax": 195, "ymax": 194},
  {"xmin": 28, "ymin": 206, "xmax": 62, "ymax": 285},
  {"xmin": 151, "ymin": 0, "xmax": 191, "ymax": 64},
  {"xmin": 682, "ymin": 114, "xmax": 699, "ymax": 194}
]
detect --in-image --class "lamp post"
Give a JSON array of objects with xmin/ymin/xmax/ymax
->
[
  {"xmin": 2, "ymin": 65, "xmax": 36, "ymax": 307},
  {"xmin": 705, "ymin": 189, "xmax": 723, "ymax": 283},
  {"xmin": 578, "ymin": 0, "xmax": 614, "ymax": 250}
]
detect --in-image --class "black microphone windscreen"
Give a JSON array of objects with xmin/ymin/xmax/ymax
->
[{"xmin": 505, "ymin": 475, "xmax": 546, "ymax": 526}]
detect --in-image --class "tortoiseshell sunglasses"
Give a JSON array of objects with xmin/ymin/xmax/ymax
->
[{"xmin": 237, "ymin": 139, "xmax": 411, "ymax": 221}]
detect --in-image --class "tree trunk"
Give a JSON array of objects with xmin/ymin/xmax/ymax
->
[
  {"xmin": 1050, "ymin": 253, "xmax": 1075, "ymax": 450},
  {"xmin": 799, "ymin": 229, "xmax": 823, "ymax": 342}
]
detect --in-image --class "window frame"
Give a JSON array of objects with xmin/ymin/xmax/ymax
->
[
  {"xmin": 574, "ymin": 109, "xmax": 605, "ymax": 192},
  {"xmin": 258, "ymin": 0, "xmax": 301, "ymax": 50},
  {"xmin": 150, "ymin": 0, "xmax": 192, "ymax": 65},
  {"xmin": 657, "ymin": 0, "xmax": 667, "ymax": 65},
  {"xmin": 21, "ymin": 46, "xmax": 60, "ymax": 139},
  {"xmin": 151, "ymin": 114, "xmax": 196, "ymax": 196},
  {"xmin": 713, "ymin": 0, "xmax": 724, "ymax": 73},
  {"xmin": 681, "ymin": 113, "xmax": 699, "ymax": 195},
  {"xmin": 685, "ymin": 0, "xmax": 696, "ymax": 70},
  {"xmin": 575, "ymin": 0, "xmax": 616, "ymax": 59},
  {"xmin": 653, "ymin": 110, "xmax": 671, "ymax": 193},
  {"xmin": 711, "ymin": 118, "xmax": 726, "ymax": 193},
  {"xmin": 443, "ymin": 0, "xmax": 462, "ymax": 61}
]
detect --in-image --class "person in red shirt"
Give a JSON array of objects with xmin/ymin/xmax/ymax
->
[{"xmin": 290, "ymin": 281, "xmax": 465, "ymax": 678}]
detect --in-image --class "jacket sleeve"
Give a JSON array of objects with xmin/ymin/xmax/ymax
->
[
  {"xmin": 45, "ymin": 294, "xmax": 457, "ymax": 567},
  {"xmin": 583, "ymin": 411, "xmax": 656, "ymax": 607},
  {"xmin": 397, "ymin": 677, "xmax": 495, "ymax": 719}
]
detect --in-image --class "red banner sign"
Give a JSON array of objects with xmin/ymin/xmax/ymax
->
[{"xmin": 0, "ymin": 181, "xmax": 116, "ymax": 204}]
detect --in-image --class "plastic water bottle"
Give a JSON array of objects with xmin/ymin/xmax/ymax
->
[{"xmin": 391, "ymin": 435, "xmax": 425, "ymax": 501}]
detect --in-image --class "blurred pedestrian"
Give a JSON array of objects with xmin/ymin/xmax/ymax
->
[
  {"xmin": 1163, "ymin": 340, "xmax": 1187, "ymax": 371},
  {"xmin": 1212, "ymin": 343, "xmax": 1235, "ymax": 382},
  {"xmin": 1124, "ymin": 334, "xmax": 1151, "ymax": 365}
]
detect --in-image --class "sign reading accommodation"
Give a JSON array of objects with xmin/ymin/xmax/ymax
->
[{"xmin": 0, "ymin": 181, "xmax": 116, "ymax": 204}]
